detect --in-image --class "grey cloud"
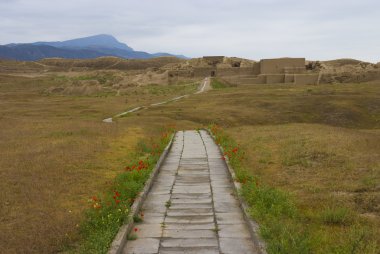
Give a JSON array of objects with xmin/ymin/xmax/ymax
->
[{"xmin": 0, "ymin": 0, "xmax": 379, "ymax": 62}]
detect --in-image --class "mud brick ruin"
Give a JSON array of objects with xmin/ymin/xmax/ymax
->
[{"xmin": 167, "ymin": 56, "xmax": 320, "ymax": 85}]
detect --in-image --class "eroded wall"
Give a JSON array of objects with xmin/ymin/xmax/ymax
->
[
  {"xmin": 294, "ymin": 74, "xmax": 319, "ymax": 85},
  {"xmin": 203, "ymin": 56, "xmax": 225, "ymax": 66},
  {"xmin": 165, "ymin": 56, "xmax": 320, "ymax": 85},
  {"xmin": 266, "ymin": 74, "xmax": 285, "ymax": 84},
  {"xmin": 260, "ymin": 58, "xmax": 305, "ymax": 74}
]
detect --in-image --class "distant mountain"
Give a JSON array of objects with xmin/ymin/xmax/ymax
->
[
  {"xmin": 0, "ymin": 44, "xmax": 106, "ymax": 61},
  {"xmin": 31, "ymin": 34, "xmax": 134, "ymax": 51},
  {"xmin": 0, "ymin": 34, "xmax": 187, "ymax": 61},
  {"xmin": 152, "ymin": 52, "xmax": 188, "ymax": 59}
]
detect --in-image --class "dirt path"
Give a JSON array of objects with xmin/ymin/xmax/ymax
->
[
  {"xmin": 103, "ymin": 78, "xmax": 210, "ymax": 123},
  {"xmin": 123, "ymin": 130, "xmax": 258, "ymax": 253}
]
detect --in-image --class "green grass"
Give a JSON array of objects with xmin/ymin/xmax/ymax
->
[
  {"xmin": 320, "ymin": 207, "xmax": 353, "ymax": 225},
  {"xmin": 210, "ymin": 124, "xmax": 311, "ymax": 253},
  {"xmin": 133, "ymin": 215, "xmax": 143, "ymax": 223},
  {"xmin": 211, "ymin": 78, "xmax": 229, "ymax": 89},
  {"xmin": 68, "ymin": 128, "xmax": 173, "ymax": 253},
  {"xmin": 209, "ymin": 124, "xmax": 379, "ymax": 254},
  {"xmin": 144, "ymin": 83, "xmax": 198, "ymax": 96},
  {"xmin": 165, "ymin": 200, "xmax": 172, "ymax": 208},
  {"xmin": 127, "ymin": 233, "xmax": 138, "ymax": 241},
  {"xmin": 71, "ymin": 72, "xmax": 121, "ymax": 85}
]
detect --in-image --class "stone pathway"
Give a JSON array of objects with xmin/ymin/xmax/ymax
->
[{"xmin": 123, "ymin": 130, "xmax": 257, "ymax": 254}]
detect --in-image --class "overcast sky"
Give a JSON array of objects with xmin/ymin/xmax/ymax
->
[{"xmin": 0, "ymin": 0, "xmax": 379, "ymax": 62}]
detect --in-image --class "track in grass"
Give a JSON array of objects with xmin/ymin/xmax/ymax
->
[{"xmin": 103, "ymin": 78, "xmax": 210, "ymax": 123}]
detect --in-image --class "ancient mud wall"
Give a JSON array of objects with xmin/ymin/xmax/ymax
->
[
  {"xmin": 167, "ymin": 69, "xmax": 196, "ymax": 84},
  {"xmin": 164, "ymin": 56, "xmax": 322, "ymax": 85},
  {"xmin": 222, "ymin": 73, "xmax": 319, "ymax": 85},
  {"xmin": 284, "ymin": 74, "xmax": 295, "ymax": 83},
  {"xmin": 294, "ymin": 74, "xmax": 319, "ymax": 85},
  {"xmin": 194, "ymin": 67, "xmax": 216, "ymax": 78},
  {"xmin": 265, "ymin": 74, "xmax": 285, "ymax": 84},
  {"xmin": 222, "ymin": 75, "xmax": 266, "ymax": 85},
  {"xmin": 260, "ymin": 58, "xmax": 305, "ymax": 74},
  {"xmin": 320, "ymin": 71, "xmax": 380, "ymax": 84},
  {"xmin": 203, "ymin": 56, "xmax": 224, "ymax": 66},
  {"xmin": 216, "ymin": 67, "xmax": 256, "ymax": 77}
]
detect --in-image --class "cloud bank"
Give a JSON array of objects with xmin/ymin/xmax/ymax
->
[{"xmin": 0, "ymin": 0, "xmax": 379, "ymax": 62}]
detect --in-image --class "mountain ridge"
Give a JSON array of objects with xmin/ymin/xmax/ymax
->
[
  {"xmin": 0, "ymin": 34, "xmax": 187, "ymax": 61},
  {"xmin": 29, "ymin": 34, "xmax": 134, "ymax": 51}
]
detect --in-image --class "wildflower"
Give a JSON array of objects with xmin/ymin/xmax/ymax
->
[
  {"xmin": 91, "ymin": 196, "xmax": 98, "ymax": 202},
  {"xmin": 134, "ymin": 227, "xmax": 138, "ymax": 232},
  {"xmin": 115, "ymin": 199, "xmax": 121, "ymax": 205}
]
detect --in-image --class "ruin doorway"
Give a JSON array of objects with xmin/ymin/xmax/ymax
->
[{"xmin": 211, "ymin": 71, "xmax": 216, "ymax": 77}]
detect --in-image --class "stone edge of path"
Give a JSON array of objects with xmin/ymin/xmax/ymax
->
[
  {"xmin": 205, "ymin": 129, "xmax": 268, "ymax": 254},
  {"xmin": 108, "ymin": 134, "xmax": 175, "ymax": 254}
]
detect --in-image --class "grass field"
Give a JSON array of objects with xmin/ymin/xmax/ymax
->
[
  {"xmin": 0, "ymin": 72, "xmax": 379, "ymax": 253},
  {"xmin": 136, "ymin": 80, "xmax": 380, "ymax": 253},
  {"xmin": 0, "ymin": 73, "xmax": 197, "ymax": 253}
]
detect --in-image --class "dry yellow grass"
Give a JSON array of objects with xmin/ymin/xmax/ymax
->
[
  {"xmin": 0, "ymin": 73, "xmax": 197, "ymax": 253},
  {"xmin": 1, "ymin": 69, "xmax": 379, "ymax": 253},
  {"xmin": 227, "ymin": 124, "xmax": 380, "ymax": 251},
  {"xmin": 134, "ymin": 81, "xmax": 380, "ymax": 252}
]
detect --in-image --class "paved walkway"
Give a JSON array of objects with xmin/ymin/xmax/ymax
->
[{"xmin": 123, "ymin": 130, "xmax": 257, "ymax": 254}]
